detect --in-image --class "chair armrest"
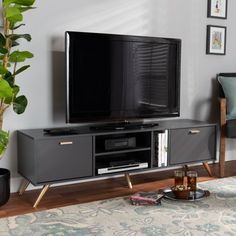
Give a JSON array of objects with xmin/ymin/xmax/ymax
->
[
  {"xmin": 219, "ymin": 98, "xmax": 227, "ymax": 177},
  {"xmin": 219, "ymin": 98, "xmax": 227, "ymax": 127}
]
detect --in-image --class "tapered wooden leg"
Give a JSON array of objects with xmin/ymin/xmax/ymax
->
[
  {"xmin": 18, "ymin": 179, "xmax": 30, "ymax": 196},
  {"xmin": 125, "ymin": 173, "xmax": 133, "ymax": 189},
  {"xmin": 33, "ymin": 184, "xmax": 50, "ymax": 208},
  {"xmin": 202, "ymin": 162, "xmax": 213, "ymax": 177}
]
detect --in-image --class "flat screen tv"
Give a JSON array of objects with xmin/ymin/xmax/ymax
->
[{"xmin": 66, "ymin": 31, "xmax": 181, "ymax": 124}]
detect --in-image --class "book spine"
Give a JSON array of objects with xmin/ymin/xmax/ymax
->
[
  {"xmin": 158, "ymin": 132, "xmax": 162, "ymax": 167},
  {"xmin": 164, "ymin": 130, "xmax": 168, "ymax": 167},
  {"xmin": 160, "ymin": 132, "xmax": 163, "ymax": 167},
  {"xmin": 131, "ymin": 200, "xmax": 161, "ymax": 206},
  {"xmin": 130, "ymin": 196, "xmax": 158, "ymax": 203}
]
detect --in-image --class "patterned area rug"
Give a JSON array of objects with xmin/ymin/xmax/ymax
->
[{"xmin": 1, "ymin": 177, "xmax": 236, "ymax": 236}]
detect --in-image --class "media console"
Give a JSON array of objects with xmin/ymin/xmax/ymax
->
[{"xmin": 17, "ymin": 119, "xmax": 217, "ymax": 207}]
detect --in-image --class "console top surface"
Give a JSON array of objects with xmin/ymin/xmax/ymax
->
[{"xmin": 18, "ymin": 119, "xmax": 217, "ymax": 140}]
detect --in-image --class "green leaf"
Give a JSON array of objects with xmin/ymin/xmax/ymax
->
[
  {"xmin": 19, "ymin": 6, "xmax": 36, "ymax": 12},
  {"xmin": 10, "ymin": 23, "xmax": 25, "ymax": 30},
  {"xmin": 11, "ymin": 41, "xmax": 20, "ymax": 47},
  {"xmin": 13, "ymin": 95, "xmax": 27, "ymax": 114},
  {"xmin": 5, "ymin": 84, "xmax": 19, "ymax": 104},
  {"xmin": 0, "ymin": 34, "xmax": 6, "ymax": 47},
  {"xmin": 0, "ymin": 130, "xmax": 9, "ymax": 158},
  {"xmin": 0, "ymin": 47, "xmax": 8, "ymax": 54},
  {"xmin": 4, "ymin": 6, "xmax": 23, "ymax": 23},
  {"xmin": 4, "ymin": 95, "xmax": 13, "ymax": 104},
  {"xmin": 3, "ymin": 0, "xmax": 35, "ymax": 6},
  {"xmin": 14, "ymin": 65, "xmax": 30, "ymax": 76},
  {"xmin": 3, "ymin": 71, "xmax": 14, "ymax": 87},
  {"xmin": 13, "ymin": 85, "xmax": 20, "ymax": 96},
  {"xmin": 9, "ymin": 51, "xmax": 33, "ymax": 62},
  {"xmin": 0, "ymin": 35, "xmax": 8, "ymax": 54},
  {"xmin": 10, "ymin": 34, "xmax": 32, "ymax": 42},
  {"xmin": 2, "ymin": 0, "xmax": 11, "ymax": 6},
  {"xmin": 0, "ymin": 65, "xmax": 8, "ymax": 74},
  {"xmin": 0, "ymin": 79, "xmax": 13, "ymax": 99}
]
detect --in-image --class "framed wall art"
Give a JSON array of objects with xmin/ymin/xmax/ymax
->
[
  {"xmin": 207, "ymin": 0, "xmax": 228, "ymax": 19},
  {"xmin": 206, "ymin": 25, "xmax": 226, "ymax": 55}
]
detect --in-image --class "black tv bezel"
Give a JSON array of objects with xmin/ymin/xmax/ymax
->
[{"xmin": 65, "ymin": 31, "xmax": 181, "ymax": 124}]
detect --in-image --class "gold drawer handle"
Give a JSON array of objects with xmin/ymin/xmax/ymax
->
[
  {"xmin": 59, "ymin": 141, "xmax": 73, "ymax": 145},
  {"xmin": 189, "ymin": 130, "xmax": 200, "ymax": 134}
]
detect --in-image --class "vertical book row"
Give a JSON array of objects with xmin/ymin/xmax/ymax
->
[{"xmin": 154, "ymin": 130, "xmax": 168, "ymax": 167}]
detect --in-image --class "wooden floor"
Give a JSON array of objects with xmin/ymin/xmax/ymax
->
[{"xmin": 0, "ymin": 161, "xmax": 236, "ymax": 218}]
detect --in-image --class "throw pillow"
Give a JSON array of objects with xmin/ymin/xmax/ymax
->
[{"xmin": 218, "ymin": 76, "xmax": 236, "ymax": 120}]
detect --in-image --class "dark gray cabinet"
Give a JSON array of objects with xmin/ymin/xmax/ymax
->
[
  {"xmin": 18, "ymin": 133, "xmax": 93, "ymax": 185},
  {"xmin": 169, "ymin": 126, "xmax": 216, "ymax": 165},
  {"xmin": 35, "ymin": 137, "xmax": 92, "ymax": 183},
  {"xmin": 17, "ymin": 119, "xmax": 217, "ymax": 187}
]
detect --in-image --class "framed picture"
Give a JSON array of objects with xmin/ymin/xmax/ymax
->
[
  {"xmin": 207, "ymin": 0, "xmax": 228, "ymax": 19},
  {"xmin": 206, "ymin": 25, "xmax": 226, "ymax": 55}
]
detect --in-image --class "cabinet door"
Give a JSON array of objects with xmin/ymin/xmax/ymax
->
[
  {"xmin": 35, "ymin": 136, "xmax": 92, "ymax": 183},
  {"xmin": 169, "ymin": 126, "xmax": 216, "ymax": 165}
]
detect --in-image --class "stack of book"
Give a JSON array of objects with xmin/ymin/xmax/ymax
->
[
  {"xmin": 130, "ymin": 192, "xmax": 164, "ymax": 206},
  {"xmin": 158, "ymin": 130, "xmax": 168, "ymax": 167},
  {"xmin": 154, "ymin": 130, "xmax": 168, "ymax": 167}
]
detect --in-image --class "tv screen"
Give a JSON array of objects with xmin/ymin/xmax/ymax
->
[{"xmin": 66, "ymin": 31, "xmax": 181, "ymax": 123}]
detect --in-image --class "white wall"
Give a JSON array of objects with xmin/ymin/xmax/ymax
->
[{"xmin": 1, "ymin": 0, "xmax": 236, "ymax": 192}]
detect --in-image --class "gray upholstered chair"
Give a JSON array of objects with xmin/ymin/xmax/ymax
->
[{"xmin": 218, "ymin": 73, "xmax": 236, "ymax": 177}]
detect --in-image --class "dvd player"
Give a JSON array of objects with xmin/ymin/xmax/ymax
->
[
  {"xmin": 105, "ymin": 137, "xmax": 136, "ymax": 151},
  {"xmin": 97, "ymin": 162, "xmax": 148, "ymax": 175}
]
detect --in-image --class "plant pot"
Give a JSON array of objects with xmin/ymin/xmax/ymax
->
[{"xmin": 0, "ymin": 168, "xmax": 10, "ymax": 206}]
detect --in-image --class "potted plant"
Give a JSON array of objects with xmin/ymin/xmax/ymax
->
[{"xmin": 0, "ymin": 0, "xmax": 35, "ymax": 206}]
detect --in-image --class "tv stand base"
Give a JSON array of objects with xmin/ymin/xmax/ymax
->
[
  {"xmin": 125, "ymin": 173, "xmax": 133, "ymax": 189},
  {"xmin": 18, "ymin": 179, "xmax": 30, "ymax": 196},
  {"xmin": 183, "ymin": 162, "xmax": 213, "ymax": 177},
  {"xmin": 18, "ymin": 173, "xmax": 134, "ymax": 208},
  {"xmin": 18, "ymin": 179, "xmax": 50, "ymax": 208},
  {"xmin": 18, "ymin": 162, "xmax": 212, "ymax": 208},
  {"xmin": 33, "ymin": 184, "xmax": 50, "ymax": 208},
  {"xmin": 17, "ymin": 119, "xmax": 217, "ymax": 208},
  {"xmin": 202, "ymin": 162, "xmax": 213, "ymax": 177}
]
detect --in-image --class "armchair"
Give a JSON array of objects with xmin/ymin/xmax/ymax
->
[{"xmin": 218, "ymin": 73, "xmax": 236, "ymax": 177}]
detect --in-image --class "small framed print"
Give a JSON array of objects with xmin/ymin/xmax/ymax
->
[
  {"xmin": 206, "ymin": 25, "xmax": 226, "ymax": 55},
  {"xmin": 207, "ymin": 0, "xmax": 228, "ymax": 19}
]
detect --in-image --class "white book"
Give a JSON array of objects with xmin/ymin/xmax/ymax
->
[
  {"xmin": 160, "ymin": 132, "xmax": 165, "ymax": 167},
  {"xmin": 158, "ymin": 132, "xmax": 162, "ymax": 167},
  {"xmin": 164, "ymin": 130, "xmax": 168, "ymax": 166}
]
